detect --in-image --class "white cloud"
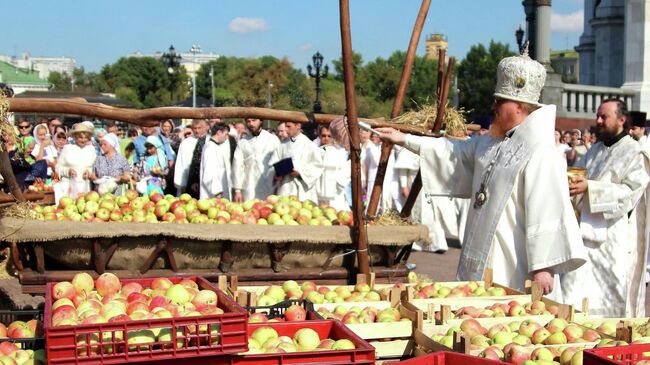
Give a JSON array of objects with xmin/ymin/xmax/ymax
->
[
  {"xmin": 551, "ymin": 10, "xmax": 584, "ymax": 33},
  {"xmin": 299, "ymin": 43, "xmax": 313, "ymax": 51},
  {"xmin": 228, "ymin": 17, "xmax": 269, "ymax": 33}
]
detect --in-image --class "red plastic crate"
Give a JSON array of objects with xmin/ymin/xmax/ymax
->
[
  {"xmin": 138, "ymin": 319, "xmax": 375, "ymax": 365},
  {"xmin": 585, "ymin": 344, "xmax": 650, "ymax": 364},
  {"xmin": 45, "ymin": 276, "xmax": 248, "ymax": 365},
  {"xmin": 387, "ymin": 352, "xmax": 507, "ymax": 365}
]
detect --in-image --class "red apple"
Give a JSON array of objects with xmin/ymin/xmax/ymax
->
[
  {"xmin": 52, "ymin": 281, "xmax": 76, "ymax": 301},
  {"xmin": 95, "ymin": 273, "xmax": 122, "ymax": 297}
]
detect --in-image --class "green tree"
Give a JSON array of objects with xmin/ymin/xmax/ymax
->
[
  {"xmin": 100, "ymin": 57, "xmax": 174, "ymax": 108},
  {"xmin": 457, "ymin": 41, "xmax": 516, "ymax": 119},
  {"xmin": 331, "ymin": 51, "xmax": 364, "ymax": 81},
  {"xmin": 48, "ymin": 71, "xmax": 72, "ymax": 91}
]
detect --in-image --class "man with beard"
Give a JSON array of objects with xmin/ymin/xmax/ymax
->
[
  {"xmin": 174, "ymin": 119, "xmax": 209, "ymax": 197},
  {"xmin": 376, "ymin": 50, "xmax": 585, "ymax": 299},
  {"xmin": 232, "ymin": 118, "xmax": 280, "ymax": 202},
  {"xmin": 563, "ymin": 99, "xmax": 650, "ymax": 316}
]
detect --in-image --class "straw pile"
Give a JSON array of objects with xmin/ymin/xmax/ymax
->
[
  {"xmin": 1, "ymin": 202, "xmax": 37, "ymax": 220},
  {"xmin": 370, "ymin": 210, "xmax": 415, "ymax": 226},
  {"xmin": 391, "ymin": 102, "xmax": 468, "ymax": 136},
  {"xmin": 0, "ymin": 91, "xmax": 14, "ymax": 151}
]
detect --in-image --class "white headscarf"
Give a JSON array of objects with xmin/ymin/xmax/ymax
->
[{"xmin": 101, "ymin": 133, "xmax": 120, "ymax": 154}]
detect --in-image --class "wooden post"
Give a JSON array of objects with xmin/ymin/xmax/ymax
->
[
  {"xmin": 365, "ymin": 0, "xmax": 431, "ymax": 217},
  {"xmin": 339, "ymin": 0, "xmax": 370, "ymax": 277},
  {"xmin": 0, "ymin": 152, "xmax": 25, "ymax": 202},
  {"xmin": 400, "ymin": 57, "xmax": 456, "ymax": 218}
]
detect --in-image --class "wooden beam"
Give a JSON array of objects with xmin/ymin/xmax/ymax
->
[
  {"xmin": 339, "ymin": 0, "xmax": 370, "ymax": 277},
  {"xmin": 8, "ymin": 98, "xmax": 430, "ymax": 135},
  {"xmin": 366, "ymin": 0, "xmax": 431, "ymax": 216}
]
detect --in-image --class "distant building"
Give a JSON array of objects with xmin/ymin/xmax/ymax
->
[
  {"xmin": 551, "ymin": 50, "xmax": 579, "ymax": 84},
  {"xmin": 0, "ymin": 61, "xmax": 51, "ymax": 94},
  {"xmin": 0, "ymin": 52, "xmax": 75, "ymax": 79},
  {"xmin": 127, "ymin": 49, "xmax": 220, "ymax": 76},
  {"xmin": 425, "ymin": 34, "xmax": 448, "ymax": 60}
]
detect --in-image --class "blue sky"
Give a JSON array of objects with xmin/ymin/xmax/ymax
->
[{"xmin": 2, "ymin": 0, "xmax": 584, "ymax": 72}]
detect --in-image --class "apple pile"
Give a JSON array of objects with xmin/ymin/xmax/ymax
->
[
  {"xmin": 428, "ymin": 318, "xmax": 603, "ymax": 363},
  {"xmin": 577, "ymin": 320, "xmax": 617, "ymax": 337},
  {"xmin": 50, "ymin": 273, "xmax": 227, "ymax": 356},
  {"xmin": 31, "ymin": 191, "xmax": 354, "ymax": 226},
  {"xmin": 245, "ymin": 326, "xmax": 355, "ymax": 354},
  {"xmin": 482, "ymin": 345, "xmax": 585, "ymax": 365},
  {"xmin": 248, "ymin": 304, "xmax": 307, "ymax": 323},
  {"xmin": 0, "ymin": 320, "xmax": 42, "ymax": 340},
  {"xmin": 50, "ymin": 273, "xmax": 223, "ymax": 327},
  {"xmin": 26, "ymin": 180, "xmax": 52, "ymax": 193},
  {"xmin": 316, "ymin": 305, "xmax": 404, "ymax": 324},
  {"xmin": 448, "ymin": 300, "xmax": 560, "ymax": 320},
  {"xmin": 0, "ymin": 345, "xmax": 46, "ymax": 365},
  {"xmin": 412, "ymin": 280, "xmax": 509, "ymax": 299},
  {"xmin": 251, "ymin": 280, "xmax": 382, "ymax": 306}
]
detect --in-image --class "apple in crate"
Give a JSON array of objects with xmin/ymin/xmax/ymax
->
[
  {"xmin": 293, "ymin": 328, "xmax": 320, "ymax": 351},
  {"xmin": 95, "ymin": 273, "xmax": 121, "ymax": 297},
  {"xmin": 251, "ymin": 326, "xmax": 279, "ymax": 348},
  {"xmin": 284, "ymin": 304, "xmax": 306, "ymax": 321},
  {"xmin": 332, "ymin": 339, "xmax": 356, "ymax": 350}
]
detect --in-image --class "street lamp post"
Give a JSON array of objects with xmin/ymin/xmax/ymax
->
[
  {"xmin": 190, "ymin": 44, "xmax": 202, "ymax": 108},
  {"xmin": 161, "ymin": 45, "xmax": 182, "ymax": 103},
  {"xmin": 515, "ymin": 26, "xmax": 525, "ymax": 54},
  {"xmin": 307, "ymin": 51, "xmax": 328, "ymax": 113}
]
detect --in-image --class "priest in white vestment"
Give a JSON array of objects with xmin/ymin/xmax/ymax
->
[
  {"xmin": 269, "ymin": 121, "xmax": 323, "ymax": 202},
  {"xmin": 363, "ymin": 135, "xmax": 398, "ymax": 214},
  {"xmin": 174, "ymin": 119, "xmax": 210, "ymax": 196},
  {"xmin": 628, "ymin": 111, "xmax": 650, "ymax": 286},
  {"xmin": 315, "ymin": 125, "xmax": 350, "ymax": 211},
  {"xmin": 200, "ymin": 124, "xmax": 232, "ymax": 199},
  {"xmin": 376, "ymin": 51, "xmax": 586, "ymax": 299},
  {"xmin": 563, "ymin": 101, "xmax": 650, "ymax": 317},
  {"xmin": 232, "ymin": 118, "xmax": 280, "ymax": 202}
]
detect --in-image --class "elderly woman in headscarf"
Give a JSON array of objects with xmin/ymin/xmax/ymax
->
[
  {"xmin": 141, "ymin": 135, "xmax": 168, "ymax": 195},
  {"xmin": 93, "ymin": 133, "xmax": 131, "ymax": 196},
  {"xmin": 55, "ymin": 123, "xmax": 97, "ymax": 201},
  {"xmin": 31, "ymin": 123, "xmax": 57, "ymax": 180}
]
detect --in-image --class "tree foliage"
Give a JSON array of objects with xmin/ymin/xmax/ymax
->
[
  {"xmin": 457, "ymin": 41, "xmax": 516, "ymax": 119},
  {"xmin": 53, "ymin": 41, "xmax": 511, "ymax": 120}
]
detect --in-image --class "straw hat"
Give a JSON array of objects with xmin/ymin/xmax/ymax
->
[
  {"xmin": 69, "ymin": 122, "xmax": 94, "ymax": 137},
  {"xmin": 493, "ymin": 47, "xmax": 546, "ymax": 107}
]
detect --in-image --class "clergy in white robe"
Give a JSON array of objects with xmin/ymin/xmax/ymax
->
[
  {"xmin": 364, "ymin": 135, "xmax": 398, "ymax": 214},
  {"xmin": 232, "ymin": 118, "xmax": 280, "ymax": 202},
  {"xmin": 269, "ymin": 122, "xmax": 323, "ymax": 202},
  {"xmin": 376, "ymin": 52, "xmax": 586, "ymax": 298},
  {"xmin": 628, "ymin": 111, "xmax": 650, "ymax": 287},
  {"xmin": 200, "ymin": 124, "xmax": 233, "ymax": 199},
  {"xmin": 563, "ymin": 101, "xmax": 650, "ymax": 317},
  {"xmin": 174, "ymin": 119, "xmax": 210, "ymax": 195},
  {"xmin": 315, "ymin": 125, "xmax": 350, "ymax": 211}
]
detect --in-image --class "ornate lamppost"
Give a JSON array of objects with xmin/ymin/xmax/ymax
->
[
  {"xmin": 515, "ymin": 26, "xmax": 525, "ymax": 54},
  {"xmin": 307, "ymin": 51, "xmax": 328, "ymax": 113},
  {"xmin": 161, "ymin": 45, "xmax": 182, "ymax": 103}
]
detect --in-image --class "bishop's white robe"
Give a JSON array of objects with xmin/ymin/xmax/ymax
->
[
  {"xmin": 174, "ymin": 136, "xmax": 207, "ymax": 193},
  {"xmin": 404, "ymin": 105, "xmax": 585, "ymax": 298},
  {"xmin": 200, "ymin": 138, "xmax": 232, "ymax": 199},
  {"xmin": 561, "ymin": 135, "xmax": 650, "ymax": 317},
  {"xmin": 316, "ymin": 144, "xmax": 350, "ymax": 211},
  {"xmin": 364, "ymin": 143, "xmax": 398, "ymax": 214},
  {"xmin": 232, "ymin": 130, "xmax": 280, "ymax": 201},
  {"xmin": 270, "ymin": 134, "xmax": 323, "ymax": 202}
]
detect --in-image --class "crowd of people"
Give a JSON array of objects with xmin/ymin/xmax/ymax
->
[{"xmin": 4, "ymin": 50, "xmax": 650, "ymax": 319}]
